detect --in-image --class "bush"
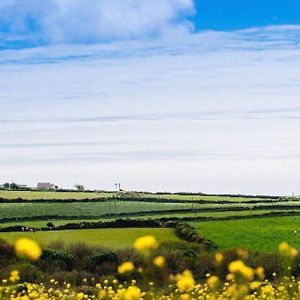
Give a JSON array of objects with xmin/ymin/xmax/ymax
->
[
  {"xmin": 39, "ymin": 249, "xmax": 75, "ymax": 271},
  {"xmin": 18, "ymin": 263, "xmax": 42, "ymax": 282},
  {"xmin": 88, "ymin": 251, "xmax": 119, "ymax": 274},
  {"xmin": 174, "ymin": 222, "xmax": 216, "ymax": 250},
  {"xmin": 0, "ymin": 239, "xmax": 15, "ymax": 265}
]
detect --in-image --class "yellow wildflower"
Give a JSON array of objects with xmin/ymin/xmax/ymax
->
[
  {"xmin": 214, "ymin": 252, "xmax": 224, "ymax": 265},
  {"xmin": 77, "ymin": 292, "xmax": 84, "ymax": 300},
  {"xmin": 207, "ymin": 276, "xmax": 219, "ymax": 288},
  {"xmin": 228, "ymin": 260, "xmax": 254, "ymax": 280},
  {"xmin": 133, "ymin": 235, "xmax": 158, "ymax": 255},
  {"xmin": 9, "ymin": 270, "xmax": 20, "ymax": 283},
  {"xmin": 255, "ymin": 266, "xmax": 265, "ymax": 280},
  {"xmin": 15, "ymin": 238, "xmax": 42, "ymax": 261},
  {"xmin": 180, "ymin": 293, "xmax": 191, "ymax": 300},
  {"xmin": 261, "ymin": 284, "xmax": 275, "ymax": 296},
  {"xmin": 98, "ymin": 290, "xmax": 107, "ymax": 299},
  {"xmin": 118, "ymin": 262, "xmax": 134, "ymax": 274},
  {"xmin": 249, "ymin": 281, "xmax": 261, "ymax": 290},
  {"xmin": 278, "ymin": 242, "xmax": 298, "ymax": 257},
  {"xmin": 121, "ymin": 286, "xmax": 142, "ymax": 300},
  {"xmin": 176, "ymin": 270, "xmax": 195, "ymax": 293},
  {"xmin": 153, "ymin": 256, "xmax": 165, "ymax": 268}
]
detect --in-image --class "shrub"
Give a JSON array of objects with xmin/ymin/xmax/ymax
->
[
  {"xmin": 39, "ymin": 249, "xmax": 75, "ymax": 271},
  {"xmin": 0, "ymin": 239, "xmax": 15, "ymax": 265},
  {"xmin": 88, "ymin": 251, "xmax": 119, "ymax": 274},
  {"xmin": 18, "ymin": 263, "xmax": 42, "ymax": 282}
]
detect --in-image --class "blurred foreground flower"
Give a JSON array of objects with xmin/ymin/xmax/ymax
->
[
  {"xmin": 120, "ymin": 286, "xmax": 142, "ymax": 300},
  {"xmin": 228, "ymin": 260, "xmax": 254, "ymax": 280},
  {"xmin": 153, "ymin": 256, "xmax": 165, "ymax": 268},
  {"xmin": 9, "ymin": 270, "xmax": 20, "ymax": 283},
  {"xmin": 176, "ymin": 270, "xmax": 195, "ymax": 293},
  {"xmin": 134, "ymin": 235, "xmax": 158, "ymax": 256},
  {"xmin": 278, "ymin": 242, "xmax": 298, "ymax": 257},
  {"xmin": 15, "ymin": 237, "xmax": 42, "ymax": 261},
  {"xmin": 118, "ymin": 262, "xmax": 134, "ymax": 274}
]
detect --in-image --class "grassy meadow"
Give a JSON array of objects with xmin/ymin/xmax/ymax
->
[
  {"xmin": 0, "ymin": 190, "xmax": 108, "ymax": 200},
  {"xmin": 0, "ymin": 209, "xmax": 280, "ymax": 229},
  {"xmin": 191, "ymin": 216, "xmax": 300, "ymax": 252},
  {"xmin": 1, "ymin": 189, "xmax": 295, "ymax": 202},
  {"xmin": 0, "ymin": 227, "xmax": 178, "ymax": 248}
]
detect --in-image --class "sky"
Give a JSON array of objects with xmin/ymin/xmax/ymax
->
[{"xmin": 0, "ymin": 1, "xmax": 300, "ymax": 195}]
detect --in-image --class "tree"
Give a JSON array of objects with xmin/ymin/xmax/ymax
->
[
  {"xmin": 3, "ymin": 183, "xmax": 10, "ymax": 189},
  {"xmin": 74, "ymin": 184, "xmax": 85, "ymax": 191},
  {"xmin": 9, "ymin": 182, "xmax": 19, "ymax": 190},
  {"xmin": 47, "ymin": 222, "xmax": 55, "ymax": 229}
]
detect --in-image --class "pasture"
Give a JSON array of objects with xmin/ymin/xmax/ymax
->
[
  {"xmin": 0, "ymin": 190, "xmax": 108, "ymax": 200},
  {"xmin": 0, "ymin": 209, "xmax": 290, "ymax": 229},
  {"xmin": 1, "ymin": 190, "xmax": 294, "ymax": 203},
  {"xmin": 191, "ymin": 216, "xmax": 300, "ymax": 252},
  {"xmin": 0, "ymin": 201, "xmax": 206, "ymax": 219},
  {"xmin": 0, "ymin": 228, "xmax": 178, "ymax": 248}
]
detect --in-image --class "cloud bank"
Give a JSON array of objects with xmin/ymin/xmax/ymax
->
[
  {"xmin": 0, "ymin": 0, "xmax": 194, "ymax": 47},
  {"xmin": 0, "ymin": 25, "xmax": 300, "ymax": 194}
]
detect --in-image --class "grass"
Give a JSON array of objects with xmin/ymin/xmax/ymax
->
[
  {"xmin": 1, "ymin": 190, "xmax": 300, "ymax": 252},
  {"xmin": 2, "ymin": 190, "xmax": 295, "ymax": 203},
  {"xmin": 190, "ymin": 216, "xmax": 300, "ymax": 252},
  {"xmin": 0, "ymin": 228, "xmax": 178, "ymax": 249},
  {"xmin": 0, "ymin": 209, "xmax": 286, "ymax": 229},
  {"xmin": 141, "ymin": 194, "xmax": 281, "ymax": 202},
  {"xmin": 0, "ymin": 190, "xmax": 109, "ymax": 200},
  {"xmin": 2, "ymin": 200, "xmax": 300, "ymax": 221},
  {"xmin": 0, "ymin": 201, "xmax": 210, "ymax": 219}
]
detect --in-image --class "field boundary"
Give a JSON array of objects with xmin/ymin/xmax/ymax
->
[
  {"xmin": 1, "ymin": 210, "xmax": 300, "ymax": 232},
  {"xmin": 1, "ymin": 203, "xmax": 300, "ymax": 225},
  {"xmin": 0, "ymin": 196, "xmax": 290, "ymax": 204}
]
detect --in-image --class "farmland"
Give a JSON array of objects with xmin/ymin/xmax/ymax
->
[
  {"xmin": 0, "ymin": 190, "xmax": 299, "ymax": 251},
  {"xmin": 0, "ymin": 190, "xmax": 110, "ymax": 200},
  {"xmin": 0, "ymin": 209, "xmax": 283, "ymax": 229},
  {"xmin": 0, "ymin": 227, "xmax": 178, "ymax": 248},
  {"xmin": 1, "ymin": 200, "xmax": 297, "ymax": 219},
  {"xmin": 1, "ymin": 189, "xmax": 294, "ymax": 203},
  {"xmin": 191, "ymin": 216, "xmax": 300, "ymax": 252},
  {"xmin": 1, "ymin": 189, "xmax": 300, "ymax": 300}
]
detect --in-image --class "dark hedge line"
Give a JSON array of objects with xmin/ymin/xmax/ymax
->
[
  {"xmin": 0, "ymin": 218, "xmax": 163, "ymax": 232},
  {"xmin": 174, "ymin": 222, "xmax": 216, "ymax": 250},
  {"xmin": 0, "ymin": 196, "xmax": 287, "ymax": 204}
]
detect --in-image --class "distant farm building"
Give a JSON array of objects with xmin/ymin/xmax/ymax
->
[{"xmin": 37, "ymin": 182, "xmax": 55, "ymax": 190}]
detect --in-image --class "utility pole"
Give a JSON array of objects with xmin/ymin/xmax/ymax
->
[{"xmin": 114, "ymin": 182, "xmax": 120, "ymax": 216}]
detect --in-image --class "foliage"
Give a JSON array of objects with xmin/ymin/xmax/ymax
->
[{"xmin": 0, "ymin": 237, "xmax": 300, "ymax": 299}]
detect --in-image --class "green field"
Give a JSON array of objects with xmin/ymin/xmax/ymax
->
[
  {"xmin": 191, "ymin": 216, "xmax": 300, "ymax": 252},
  {"xmin": 0, "ymin": 209, "xmax": 289, "ymax": 229},
  {"xmin": 141, "ymin": 193, "xmax": 283, "ymax": 203},
  {"xmin": 1, "ymin": 190, "xmax": 295, "ymax": 203},
  {"xmin": 0, "ymin": 190, "xmax": 109, "ymax": 200},
  {"xmin": 1, "ymin": 200, "xmax": 300, "ymax": 221},
  {"xmin": 0, "ymin": 201, "xmax": 209, "ymax": 219},
  {"xmin": 0, "ymin": 228, "xmax": 178, "ymax": 248},
  {"xmin": 1, "ymin": 190, "xmax": 299, "ymax": 253}
]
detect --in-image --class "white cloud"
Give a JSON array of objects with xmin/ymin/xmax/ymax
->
[
  {"xmin": 0, "ymin": 0, "xmax": 194, "ymax": 44},
  {"xmin": 0, "ymin": 25, "xmax": 300, "ymax": 194}
]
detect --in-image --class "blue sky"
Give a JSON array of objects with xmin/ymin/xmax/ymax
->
[
  {"xmin": 1, "ymin": 0, "xmax": 300, "ymax": 49},
  {"xmin": 0, "ymin": 1, "xmax": 300, "ymax": 194},
  {"xmin": 194, "ymin": 0, "xmax": 300, "ymax": 30}
]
